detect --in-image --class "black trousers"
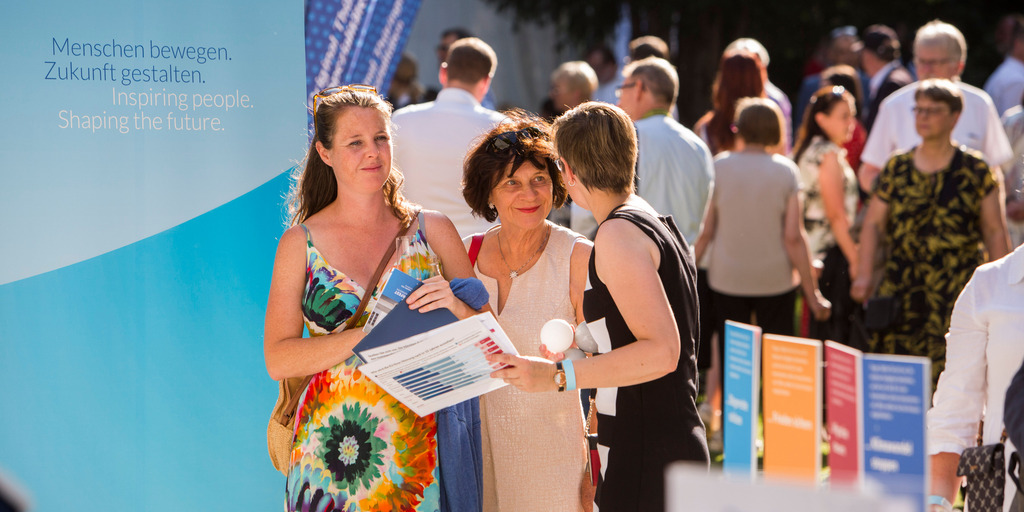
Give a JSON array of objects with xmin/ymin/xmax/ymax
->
[
  {"xmin": 713, "ymin": 286, "xmax": 797, "ymax": 392},
  {"xmin": 808, "ymin": 245, "xmax": 864, "ymax": 351}
]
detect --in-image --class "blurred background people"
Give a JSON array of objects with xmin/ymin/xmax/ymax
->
[
  {"xmin": 544, "ymin": 60, "xmax": 599, "ymax": 118},
  {"xmin": 794, "ymin": 26, "xmax": 866, "ymax": 130},
  {"xmin": 1002, "ymin": 93, "xmax": 1024, "ymax": 248},
  {"xmin": 984, "ymin": 14, "xmax": 1024, "ymax": 116},
  {"xmin": 726, "ymin": 37, "xmax": 794, "ymax": 151},
  {"xmin": 792, "ymin": 86, "xmax": 861, "ymax": 347},
  {"xmin": 852, "ymin": 79, "xmax": 1011, "ymax": 383},
  {"xmin": 694, "ymin": 51, "xmax": 767, "ymax": 155},
  {"xmin": 860, "ymin": 24, "xmax": 914, "ymax": 133},
  {"xmin": 392, "ymin": 37, "xmax": 507, "ymax": 238},
  {"xmin": 586, "ymin": 43, "xmax": 623, "ymax": 104},
  {"xmin": 859, "ymin": 20, "xmax": 1013, "ymax": 194},
  {"xmin": 695, "ymin": 98, "xmax": 831, "ymax": 413},
  {"xmin": 387, "ymin": 53, "xmax": 425, "ymax": 109},
  {"xmin": 821, "ymin": 65, "xmax": 869, "ymax": 177}
]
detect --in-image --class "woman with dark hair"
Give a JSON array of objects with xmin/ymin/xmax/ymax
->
[
  {"xmin": 263, "ymin": 85, "xmax": 481, "ymax": 511},
  {"xmin": 793, "ymin": 86, "xmax": 860, "ymax": 345},
  {"xmin": 462, "ymin": 110, "xmax": 594, "ymax": 512},
  {"xmin": 852, "ymin": 79, "xmax": 1011, "ymax": 384},
  {"xmin": 694, "ymin": 51, "xmax": 767, "ymax": 155},
  {"xmin": 488, "ymin": 102, "xmax": 709, "ymax": 512},
  {"xmin": 820, "ymin": 64, "xmax": 868, "ymax": 172}
]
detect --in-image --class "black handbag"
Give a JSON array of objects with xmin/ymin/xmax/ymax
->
[
  {"xmin": 863, "ymin": 295, "xmax": 900, "ymax": 331},
  {"xmin": 957, "ymin": 428, "xmax": 1008, "ymax": 512}
]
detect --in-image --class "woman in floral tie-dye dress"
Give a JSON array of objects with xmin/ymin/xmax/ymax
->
[{"xmin": 263, "ymin": 85, "xmax": 479, "ymax": 512}]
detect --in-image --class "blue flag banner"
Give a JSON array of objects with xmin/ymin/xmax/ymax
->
[
  {"xmin": 723, "ymin": 320, "xmax": 762, "ymax": 479},
  {"xmin": 862, "ymin": 354, "xmax": 931, "ymax": 512},
  {"xmin": 305, "ymin": 0, "xmax": 422, "ymax": 103}
]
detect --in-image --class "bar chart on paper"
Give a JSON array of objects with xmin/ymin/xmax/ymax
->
[
  {"xmin": 395, "ymin": 336, "xmax": 504, "ymax": 400},
  {"xmin": 358, "ymin": 313, "xmax": 517, "ymax": 416}
]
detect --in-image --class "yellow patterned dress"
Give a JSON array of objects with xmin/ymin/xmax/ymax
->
[
  {"xmin": 870, "ymin": 147, "xmax": 996, "ymax": 383},
  {"xmin": 285, "ymin": 223, "xmax": 441, "ymax": 512}
]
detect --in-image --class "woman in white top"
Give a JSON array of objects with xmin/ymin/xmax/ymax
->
[
  {"xmin": 792, "ymin": 86, "xmax": 860, "ymax": 346},
  {"xmin": 461, "ymin": 111, "xmax": 594, "ymax": 512},
  {"xmin": 927, "ymin": 244, "xmax": 1024, "ymax": 512}
]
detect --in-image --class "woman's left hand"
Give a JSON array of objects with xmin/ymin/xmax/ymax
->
[
  {"xmin": 406, "ymin": 276, "xmax": 465, "ymax": 314},
  {"xmin": 487, "ymin": 353, "xmax": 558, "ymax": 392}
]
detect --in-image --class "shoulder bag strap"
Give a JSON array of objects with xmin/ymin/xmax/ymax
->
[
  {"xmin": 282, "ymin": 212, "xmax": 419, "ymax": 417},
  {"xmin": 468, "ymin": 234, "xmax": 484, "ymax": 266}
]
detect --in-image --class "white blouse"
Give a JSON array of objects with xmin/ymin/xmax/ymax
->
[{"xmin": 927, "ymin": 244, "xmax": 1024, "ymax": 511}]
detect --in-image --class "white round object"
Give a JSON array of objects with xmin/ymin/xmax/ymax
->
[
  {"xmin": 563, "ymin": 348, "xmax": 586, "ymax": 361},
  {"xmin": 540, "ymin": 318, "xmax": 575, "ymax": 353}
]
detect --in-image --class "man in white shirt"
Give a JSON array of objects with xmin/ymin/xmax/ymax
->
[
  {"xmin": 614, "ymin": 56, "xmax": 714, "ymax": 246},
  {"xmin": 859, "ymin": 20, "xmax": 1014, "ymax": 193},
  {"xmin": 984, "ymin": 14, "xmax": 1024, "ymax": 116},
  {"xmin": 392, "ymin": 38, "xmax": 506, "ymax": 238}
]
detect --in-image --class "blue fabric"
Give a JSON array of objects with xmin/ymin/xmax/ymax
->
[
  {"xmin": 434, "ymin": 277, "xmax": 486, "ymax": 512},
  {"xmin": 1005, "ymin": 358, "xmax": 1024, "ymax": 452},
  {"xmin": 451, "ymin": 277, "xmax": 489, "ymax": 311},
  {"xmin": 436, "ymin": 397, "xmax": 482, "ymax": 512}
]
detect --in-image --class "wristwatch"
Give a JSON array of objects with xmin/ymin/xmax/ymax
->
[{"xmin": 554, "ymin": 362, "xmax": 566, "ymax": 392}]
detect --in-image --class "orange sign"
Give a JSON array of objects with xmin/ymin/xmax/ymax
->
[{"xmin": 762, "ymin": 334, "xmax": 822, "ymax": 483}]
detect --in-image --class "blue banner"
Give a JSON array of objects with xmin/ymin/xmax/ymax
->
[
  {"xmin": 0, "ymin": 1, "xmax": 305, "ymax": 509},
  {"xmin": 723, "ymin": 321, "xmax": 762, "ymax": 479},
  {"xmin": 305, "ymin": 0, "xmax": 422, "ymax": 103},
  {"xmin": 862, "ymin": 354, "xmax": 931, "ymax": 512}
]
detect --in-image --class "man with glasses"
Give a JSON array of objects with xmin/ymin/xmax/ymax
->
[
  {"xmin": 614, "ymin": 56, "xmax": 713, "ymax": 249},
  {"xmin": 392, "ymin": 37, "xmax": 506, "ymax": 238},
  {"xmin": 858, "ymin": 20, "xmax": 1013, "ymax": 193}
]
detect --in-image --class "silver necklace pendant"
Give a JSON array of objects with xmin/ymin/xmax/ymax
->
[{"xmin": 509, "ymin": 270, "xmax": 518, "ymax": 279}]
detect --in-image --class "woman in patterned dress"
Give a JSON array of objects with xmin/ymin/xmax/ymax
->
[
  {"xmin": 851, "ymin": 79, "xmax": 1011, "ymax": 383},
  {"xmin": 263, "ymin": 85, "xmax": 480, "ymax": 512},
  {"xmin": 793, "ymin": 85, "xmax": 861, "ymax": 346}
]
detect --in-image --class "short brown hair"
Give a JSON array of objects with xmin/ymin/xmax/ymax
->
[
  {"xmin": 734, "ymin": 97, "xmax": 784, "ymax": 146},
  {"xmin": 444, "ymin": 37, "xmax": 497, "ymax": 84},
  {"xmin": 914, "ymin": 78, "xmax": 964, "ymax": 113},
  {"xmin": 552, "ymin": 102, "xmax": 636, "ymax": 194},
  {"xmin": 623, "ymin": 56, "xmax": 679, "ymax": 106},
  {"xmin": 463, "ymin": 111, "xmax": 566, "ymax": 223},
  {"xmin": 629, "ymin": 35, "xmax": 669, "ymax": 60}
]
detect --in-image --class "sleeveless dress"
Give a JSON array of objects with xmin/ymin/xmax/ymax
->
[
  {"xmin": 475, "ymin": 223, "xmax": 588, "ymax": 512},
  {"xmin": 285, "ymin": 219, "xmax": 441, "ymax": 512},
  {"xmin": 584, "ymin": 206, "xmax": 708, "ymax": 512}
]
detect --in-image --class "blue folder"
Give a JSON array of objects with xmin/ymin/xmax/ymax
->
[{"xmin": 353, "ymin": 292, "xmax": 458, "ymax": 363}]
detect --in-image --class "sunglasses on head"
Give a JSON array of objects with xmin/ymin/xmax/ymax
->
[{"xmin": 484, "ymin": 127, "xmax": 544, "ymax": 153}]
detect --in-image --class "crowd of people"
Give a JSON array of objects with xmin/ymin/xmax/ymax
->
[{"xmin": 265, "ymin": 16, "xmax": 1024, "ymax": 512}]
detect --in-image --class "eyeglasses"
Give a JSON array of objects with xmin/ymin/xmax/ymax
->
[
  {"xmin": 311, "ymin": 84, "xmax": 377, "ymax": 137},
  {"xmin": 615, "ymin": 81, "xmax": 639, "ymax": 98},
  {"xmin": 484, "ymin": 127, "xmax": 544, "ymax": 153},
  {"xmin": 912, "ymin": 105, "xmax": 951, "ymax": 117}
]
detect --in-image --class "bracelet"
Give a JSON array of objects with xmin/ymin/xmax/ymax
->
[
  {"xmin": 563, "ymin": 358, "xmax": 577, "ymax": 392},
  {"xmin": 927, "ymin": 495, "xmax": 952, "ymax": 512}
]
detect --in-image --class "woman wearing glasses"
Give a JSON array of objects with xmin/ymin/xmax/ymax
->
[
  {"xmin": 487, "ymin": 103, "xmax": 708, "ymax": 512},
  {"xmin": 792, "ymin": 86, "xmax": 860, "ymax": 346},
  {"xmin": 263, "ymin": 85, "xmax": 481, "ymax": 512},
  {"xmin": 851, "ymin": 79, "xmax": 1011, "ymax": 384},
  {"xmin": 461, "ymin": 111, "xmax": 594, "ymax": 512}
]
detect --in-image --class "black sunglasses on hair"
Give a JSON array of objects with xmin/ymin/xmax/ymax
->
[{"xmin": 484, "ymin": 127, "xmax": 544, "ymax": 153}]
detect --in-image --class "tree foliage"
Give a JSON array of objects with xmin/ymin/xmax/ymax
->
[{"xmin": 483, "ymin": 0, "xmax": 1021, "ymax": 125}]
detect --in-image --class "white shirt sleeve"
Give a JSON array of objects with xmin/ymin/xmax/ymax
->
[
  {"xmin": 927, "ymin": 273, "xmax": 987, "ymax": 455},
  {"xmin": 982, "ymin": 100, "xmax": 1015, "ymax": 167}
]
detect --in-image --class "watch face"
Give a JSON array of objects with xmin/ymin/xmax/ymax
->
[{"xmin": 554, "ymin": 370, "xmax": 566, "ymax": 386}]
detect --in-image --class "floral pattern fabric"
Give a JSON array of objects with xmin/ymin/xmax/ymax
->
[
  {"xmin": 870, "ymin": 148, "xmax": 997, "ymax": 383},
  {"xmin": 285, "ymin": 223, "xmax": 441, "ymax": 512}
]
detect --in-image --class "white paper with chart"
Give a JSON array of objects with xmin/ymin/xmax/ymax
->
[{"xmin": 357, "ymin": 312, "xmax": 517, "ymax": 416}]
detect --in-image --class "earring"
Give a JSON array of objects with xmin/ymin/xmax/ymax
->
[
  {"xmin": 488, "ymin": 203, "xmax": 495, "ymax": 209},
  {"xmin": 568, "ymin": 178, "xmax": 576, "ymax": 187}
]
